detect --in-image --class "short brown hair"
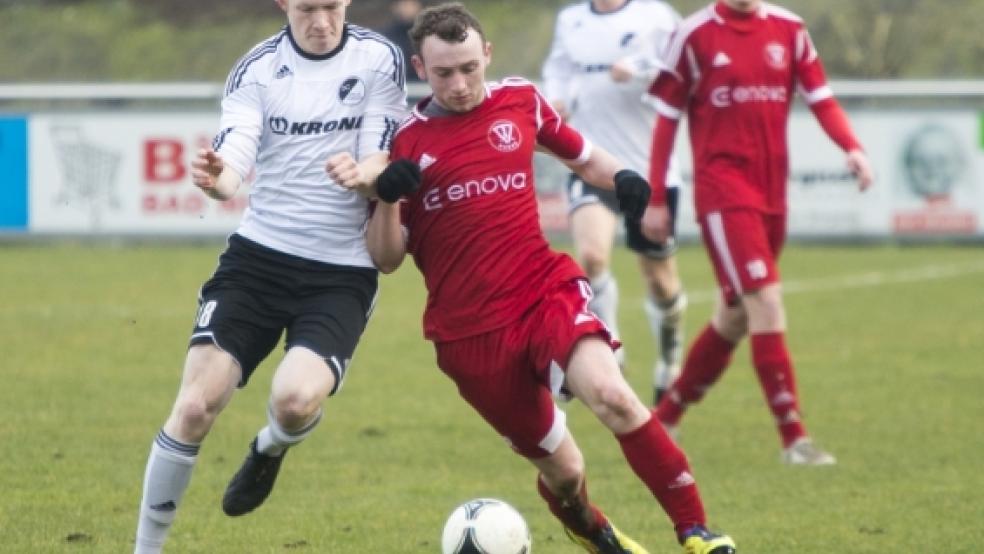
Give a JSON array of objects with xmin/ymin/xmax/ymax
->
[{"xmin": 408, "ymin": 2, "xmax": 486, "ymax": 55}]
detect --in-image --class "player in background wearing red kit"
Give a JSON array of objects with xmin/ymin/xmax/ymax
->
[
  {"xmin": 353, "ymin": 3, "xmax": 736, "ymax": 553},
  {"xmin": 644, "ymin": 0, "xmax": 874, "ymax": 465}
]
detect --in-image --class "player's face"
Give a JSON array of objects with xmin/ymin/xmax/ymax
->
[
  {"xmin": 723, "ymin": 0, "xmax": 762, "ymax": 12},
  {"xmin": 278, "ymin": 0, "xmax": 351, "ymax": 55},
  {"xmin": 412, "ymin": 29, "xmax": 491, "ymax": 114}
]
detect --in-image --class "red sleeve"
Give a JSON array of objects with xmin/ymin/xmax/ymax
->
[
  {"xmin": 645, "ymin": 33, "xmax": 691, "ymax": 206},
  {"xmin": 648, "ymin": 113, "xmax": 679, "ymax": 206},
  {"xmin": 793, "ymin": 26, "xmax": 833, "ymax": 105},
  {"xmin": 810, "ymin": 98, "xmax": 862, "ymax": 153},
  {"xmin": 533, "ymin": 86, "xmax": 587, "ymax": 162}
]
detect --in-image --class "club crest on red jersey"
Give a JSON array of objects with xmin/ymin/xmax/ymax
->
[
  {"xmin": 764, "ymin": 42, "xmax": 789, "ymax": 70},
  {"xmin": 488, "ymin": 120, "xmax": 522, "ymax": 153}
]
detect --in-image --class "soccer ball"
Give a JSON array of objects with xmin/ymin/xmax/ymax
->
[{"xmin": 441, "ymin": 498, "xmax": 532, "ymax": 554}]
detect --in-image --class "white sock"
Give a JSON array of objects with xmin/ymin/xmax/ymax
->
[
  {"xmin": 255, "ymin": 405, "xmax": 323, "ymax": 456},
  {"xmin": 134, "ymin": 430, "xmax": 199, "ymax": 554},
  {"xmin": 588, "ymin": 271, "xmax": 620, "ymax": 339},
  {"xmin": 645, "ymin": 291, "xmax": 688, "ymax": 388}
]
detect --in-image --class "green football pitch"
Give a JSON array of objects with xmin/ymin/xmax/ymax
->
[{"xmin": 1, "ymin": 242, "xmax": 981, "ymax": 553}]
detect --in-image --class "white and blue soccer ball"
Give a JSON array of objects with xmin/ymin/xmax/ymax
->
[{"xmin": 441, "ymin": 498, "xmax": 532, "ymax": 554}]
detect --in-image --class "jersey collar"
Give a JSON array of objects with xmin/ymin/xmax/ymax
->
[
  {"xmin": 286, "ymin": 23, "xmax": 349, "ymax": 61},
  {"xmin": 589, "ymin": 0, "xmax": 633, "ymax": 16},
  {"xmin": 713, "ymin": 1, "xmax": 767, "ymax": 23}
]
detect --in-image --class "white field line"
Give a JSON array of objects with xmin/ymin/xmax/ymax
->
[
  {"xmin": 683, "ymin": 259, "xmax": 984, "ymax": 305},
  {"xmin": 5, "ymin": 260, "xmax": 984, "ymax": 319}
]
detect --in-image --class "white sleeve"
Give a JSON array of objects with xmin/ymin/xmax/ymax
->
[
  {"xmin": 541, "ymin": 13, "xmax": 577, "ymax": 102},
  {"xmin": 357, "ymin": 47, "xmax": 409, "ymax": 160},
  {"xmin": 214, "ymin": 73, "xmax": 263, "ymax": 181},
  {"xmin": 621, "ymin": 5, "xmax": 681, "ymax": 83}
]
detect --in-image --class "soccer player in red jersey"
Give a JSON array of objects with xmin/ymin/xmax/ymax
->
[
  {"xmin": 644, "ymin": 0, "xmax": 874, "ymax": 465},
  {"xmin": 354, "ymin": 3, "xmax": 736, "ymax": 553}
]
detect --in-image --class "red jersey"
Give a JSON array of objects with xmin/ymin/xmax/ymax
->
[
  {"xmin": 391, "ymin": 78, "xmax": 591, "ymax": 342},
  {"xmin": 649, "ymin": 1, "xmax": 836, "ymax": 215}
]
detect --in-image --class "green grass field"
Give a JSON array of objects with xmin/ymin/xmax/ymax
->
[{"xmin": 1, "ymin": 242, "xmax": 982, "ymax": 553}]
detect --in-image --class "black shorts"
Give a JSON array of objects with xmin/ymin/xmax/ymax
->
[
  {"xmin": 566, "ymin": 174, "xmax": 679, "ymax": 259},
  {"xmin": 189, "ymin": 234, "xmax": 378, "ymax": 392}
]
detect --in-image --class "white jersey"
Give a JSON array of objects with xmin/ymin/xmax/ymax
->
[
  {"xmin": 215, "ymin": 24, "xmax": 408, "ymax": 267},
  {"xmin": 542, "ymin": 0, "xmax": 682, "ymax": 187}
]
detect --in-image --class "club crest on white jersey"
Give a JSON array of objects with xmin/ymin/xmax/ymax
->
[
  {"xmin": 339, "ymin": 76, "xmax": 367, "ymax": 105},
  {"xmin": 488, "ymin": 119, "xmax": 522, "ymax": 152}
]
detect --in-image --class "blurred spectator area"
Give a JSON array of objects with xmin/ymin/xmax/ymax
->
[{"xmin": 1, "ymin": 0, "xmax": 983, "ymax": 82}]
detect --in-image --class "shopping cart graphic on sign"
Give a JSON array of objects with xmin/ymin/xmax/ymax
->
[{"xmin": 51, "ymin": 125, "xmax": 122, "ymax": 228}]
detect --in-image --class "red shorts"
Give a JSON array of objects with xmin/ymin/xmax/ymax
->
[
  {"xmin": 699, "ymin": 209, "xmax": 786, "ymax": 305},
  {"xmin": 434, "ymin": 278, "xmax": 617, "ymax": 459}
]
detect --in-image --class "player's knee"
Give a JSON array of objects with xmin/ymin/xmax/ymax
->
[
  {"xmin": 589, "ymin": 381, "xmax": 646, "ymax": 430},
  {"xmin": 542, "ymin": 458, "xmax": 585, "ymax": 498},
  {"xmin": 579, "ymin": 250, "xmax": 608, "ymax": 277},
  {"xmin": 270, "ymin": 388, "xmax": 322, "ymax": 428},
  {"xmin": 171, "ymin": 395, "xmax": 217, "ymax": 438}
]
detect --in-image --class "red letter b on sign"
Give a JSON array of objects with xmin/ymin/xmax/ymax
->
[{"xmin": 144, "ymin": 139, "xmax": 186, "ymax": 183}]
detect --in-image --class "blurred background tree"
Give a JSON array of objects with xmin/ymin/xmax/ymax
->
[{"xmin": 1, "ymin": 0, "xmax": 982, "ymax": 82}]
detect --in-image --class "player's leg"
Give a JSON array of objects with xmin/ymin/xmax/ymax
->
[
  {"xmin": 564, "ymin": 337, "xmax": 705, "ymax": 530},
  {"xmin": 627, "ymin": 186, "xmax": 688, "ymax": 404},
  {"xmin": 533, "ymin": 280, "xmax": 731, "ymax": 549},
  {"xmin": 564, "ymin": 337, "xmax": 735, "ymax": 552},
  {"xmin": 639, "ymin": 256, "xmax": 687, "ymax": 403},
  {"xmin": 655, "ymin": 294, "xmax": 745, "ymax": 433},
  {"xmin": 221, "ymin": 347, "xmax": 334, "ymax": 516},
  {"xmin": 135, "ymin": 240, "xmax": 285, "ymax": 553},
  {"xmin": 739, "ymin": 214, "xmax": 834, "ymax": 464},
  {"xmin": 134, "ymin": 345, "xmax": 241, "ymax": 554},
  {"xmin": 568, "ymin": 174, "xmax": 623, "ymax": 365},
  {"xmin": 223, "ymin": 264, "xmax": 378, "ymax": 515},
  {"xmin": 655, "ymin": 211, "xmax": 762, "ymax": 433},
  {"xmin": 530, "ymin": 433, "xmax": 650, "ymax": 554}
]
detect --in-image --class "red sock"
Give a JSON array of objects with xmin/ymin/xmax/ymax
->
[
  {"xmin": 656, "ymin": 324, "xmax": 736, "ymax": 425},
  {"xmin": 536, "ymin": 476, "xmax": 607, "ymax": 538},
  {"xmin": 617, "ymin": 415, "xmax": 706, "ymax": 536},
  {"xmin": 750, "ymin": 332, "xmax": 807, "ymax": 447}
]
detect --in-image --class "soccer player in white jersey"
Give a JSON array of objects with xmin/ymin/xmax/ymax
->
[
  {"xmin": 542, "ymin": 0, "xmax": 688, "ymax": 404},
  {"xmin": 132, "ymin": 1, "xmax": 407, "ymax": 552}
]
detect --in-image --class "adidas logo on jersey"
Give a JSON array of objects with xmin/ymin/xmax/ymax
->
[
  {"xmin": 419, "ymin": 153, "xmax": 437, "ymax": 170},
  {"xmin": 712, "ymin": 52, "xmax": 732, "ymax": 67},
  {"xmin": 275, "ymin": 65, "xmax": 292, "ymax": 79}
]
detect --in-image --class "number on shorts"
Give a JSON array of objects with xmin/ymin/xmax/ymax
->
[{"xmin": 196, "ymin": 300, "xmax": 218, "ymax": 327}]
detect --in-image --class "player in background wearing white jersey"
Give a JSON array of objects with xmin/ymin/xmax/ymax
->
[
  {"xmin": 543, "ymin": 0, "xmax": 688, "ymax": 404},
  {"xmin": 133, "ymin": 1, "xmax": 407, "ymax": 552}
]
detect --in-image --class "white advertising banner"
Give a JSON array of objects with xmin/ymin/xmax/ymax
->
[
  {"xmin": 25, "ymin": 109, "xmax": 984, "ymax": 238},
  {"xmin": 29, "ymin": 113, "xmax": 247, "ymax": 234},
  {"xmin": 668, "ymin": 109, "xmax": 983, "ymax": 238},
  {"xmin": 537, "ymin": 108, "xmax": 984, "ymax": 239}
]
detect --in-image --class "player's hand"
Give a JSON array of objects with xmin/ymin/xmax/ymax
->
[
  {"xmin": 191, "ymin": 148, "xmax": 224, "ymax": 191},
  {"xmin": 610, "ymin": 59, "xmax": 635, "ymax": 83},
  {"xmin": 640, "ymin": 204, "xmax": 671, "ymax": 244},
  {"xmin": 376, "ymin": 159, "xmax": 421, "ymax": 204},
  {"xmin": 326, "ymin": 152, "xmax": 372, "ymax": 195},
  {"xmin": 613, "ymin": 169, "xmax": 651, "ymax": 222},
  {"xmin": 550, "ymin": 99, "xmax": 570, "ymax": 121},
  {"xmin": 847, "ymin": 149, "xmax": 874, "ymax": 192}
]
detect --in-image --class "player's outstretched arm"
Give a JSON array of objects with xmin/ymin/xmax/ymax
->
[
  {"xmin": 191, "ymin": 148, "xmax": 242, "ymax": 201},
  {"xmin": 365, "ymin": 160, "xmax": 420, "ymax": 274},
  {"xmin": 563, "ymin": 145, "xmax": 650, "ymax": 221},
  {"xmin": 326, "ymin": 151, "xmax": 390, "ymax": 198}
]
